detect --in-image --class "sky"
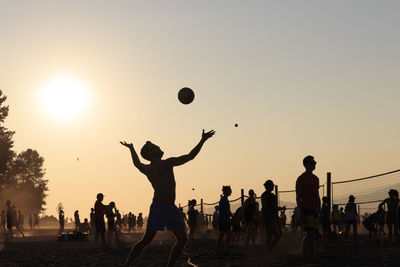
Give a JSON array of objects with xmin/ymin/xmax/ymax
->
[{"xmin": 0, "ymin": 1, "xmax": 399, "ymax": 218}]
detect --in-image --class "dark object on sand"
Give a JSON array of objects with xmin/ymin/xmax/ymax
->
[{"xmin": 58, "ymin": 231, "xmax": 88, "ymax": 242}]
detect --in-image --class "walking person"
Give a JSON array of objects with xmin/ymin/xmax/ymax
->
[
  {"xmin": 345, "ymin": 195, "xmax": 358, "ymax": 239},
  {"xmin": 216, "ymin": 185, "xmax": 232, "ymax": 253},
  {"xmin": 243, "ymin": 189, "xmax": 259, "ymax": 246}
]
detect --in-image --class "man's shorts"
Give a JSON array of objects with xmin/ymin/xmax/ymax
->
[
  {"xmin": 146, "ymin": 202, "xmax": 185, "ymax": 231},
  {"xmin": 302, "ymin": 208, "xmax": 319, "ymax": 232},
  {"xmin": 95, "ymin": 219, "xmax": 106, "ymax": 233}
]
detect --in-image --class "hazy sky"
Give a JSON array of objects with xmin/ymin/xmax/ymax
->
[{"xmin": 0, "ymin": 1, "xmax": 399, "ymax": 218}]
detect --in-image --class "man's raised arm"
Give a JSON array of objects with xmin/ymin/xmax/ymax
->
[
  {"xmin": 120, "ymin": 141, "xmax": 147, "ymax": 174},
  {"xmin": 167, "ymin": 129, "xmax": 215, "ymax": 167}
]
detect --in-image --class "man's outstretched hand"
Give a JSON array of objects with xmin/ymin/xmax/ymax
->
[
  {"xmin": 201, "ymin": 129, "xmax": 215, "ymax": 142},
  {"xmin": 120, "ymin": 141, "xmax": 134, "ymax": 149}
]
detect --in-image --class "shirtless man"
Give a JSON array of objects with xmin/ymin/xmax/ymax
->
[{"xmin": 121, "ymin": 129, "xmax": 215, "ymax": 266}]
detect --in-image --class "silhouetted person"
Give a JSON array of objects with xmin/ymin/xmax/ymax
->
[
  {"xmin": 178, "ymin": 208, "xmax": 187, "ymax": 234},
  {"xmin": 243, "ymin": 189, "xmax": 258, "ymax": 246},
  {"xmin": 106, "ymin": 201, "xmax": 120, "ymax": 245},
  {"xmin": 362, "ymin": 209, "xmax": 378, "ymax": 239},
  {"xmin": 6, "ymin": 201, "xmax": 24, "ymax": 240},
  {"xmin": 34, "ymin": 213, "xmax": 39, "ymax": 228},
  {"xmin": 81, "ymin": 218, "xmax": 90, "ymax": 233},
  {"xmin": 292, "ymin": 206, "xmax": 301, "ymax": 233},
  {"xmin": 17, "ymin": 210, "xmax": 24, "ymax": 230},
  {"xmin": 94, "ymin": 193, "xmax": 106, "ymax": 246},
  {"xmin": 128, "ymin": 212, "xmax": 134, "ymax": 232},
  {"xmin": 137, "ymin": 213, "xmax": 143, "ymax": 230},
  {"xmin": 216, "ymin": 185, "xmax": 232, "ymax": 253},
  {"xmin": 331, "ymin": 205, "xmax": 341, "ymax": 233},
  {"xmin": 261, "ymin": 180, "xmax": 285, "ymax": 253},
  {"xmin": 90, "ymin": 208, "xmax": 95, "ymax": 234},
  {"xmin": 231, "ymin": 206, "xmax": 242, "ymax": 244},
  {"xmin": 121, "ymin": 129, "xmax": 215, "ymax": 267},
  {"xmin": 1, "ymin": 210, "xmax": 6, "ymax": 231},
  {"xmin": 296, "ymin": 155, "xmax": 320, "ymax": 262},
  {"xmin": 59, "ymin": 209, "xmax": 65, "ymax": 234},
  {"xmin": 379, "ymin": 189, "xmax": 399, "ymax": 246},
  {"xmin": 345, "ymin": 195, "xmax": 358, "ymax": 239},
  {"xmin": 339, "ymin": 207, "xmax": 345, "ymax": 233},
  {"xmin": 116, "ymin": 209, "xmax": 122, "ymax": 231},
  {"xmin": 280, "ymin": 210, "xmax": 287, "ymax": 230},
  {"xmin": 187, "ymin": 199, "xmax": 199, "ymax": 240},
  {"xmin": 321, "ymin": 196, "xmax": 331, "ymax": 238},
  {"xmin": 212, "ymin": 206, "xmax": 219, "ymax": 236},
  {"xmin": 376, "ymin": 205, "xmax": 386, "ymax": 234},
  {"xmin": 29, "ymin": 214, "xmax": 33, "ymax": 230},
  {"xmin": 74, "ymin": 210, "xmax": 81, "ymax": 231}
]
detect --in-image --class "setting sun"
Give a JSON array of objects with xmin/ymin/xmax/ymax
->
[{"xmin": 39, "ymin": 75, "xmax": 90, "ymax": 122}]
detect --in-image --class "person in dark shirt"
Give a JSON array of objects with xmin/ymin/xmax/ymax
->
[
  {"xmin": 106, "ymin": 201, "xmax": 120, "ymax": 245},
  {"xmin": 94, "ymin": 193, "xmax": 107, "ymax": 246},
  {"xmin": 187, "ymin": 199, "xmax": 199, "ymax": 240},
  {"xmin": 261, "ymin": 180, "xmax": 285, "ymax": 253},
  {"xmin": 243, "ymin": 189, "xmax": 258, "ymax": 246},
  {"xmin": 121, "ymin": 129, "xmax": 215, "ymax": 266},
  {"xmin": 379, "ymin": 189, "xmax": 399, "ymax": 247},
  {"xmin": 216, "ymin": 185, "xmax": 232, "ymax": 253},
  {"xmin": 58, "ymin": 209, "xmax": 65, "ymax": 234}
]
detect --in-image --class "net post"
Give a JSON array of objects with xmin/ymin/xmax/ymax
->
[
  {"xmin": 275, "ymin": 185, "xmax": 279, "ymax": 206},
  {"xmin": 327, "ymin": 172, "xmax": 332, "ymax": 217},
  {"xmin": 241, "ymin": 189, "xmax": 244, "ymax": 206},
  {"xmin": 201, "ymin": 198, "xmax": 204, "ymax": 215}
]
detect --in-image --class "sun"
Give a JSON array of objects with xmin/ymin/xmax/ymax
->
[{"xmin": 39, "ymin": 75, "xmax": 91, "ymax": 122}]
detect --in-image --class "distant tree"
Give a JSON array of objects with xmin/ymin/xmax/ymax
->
[
  {"xmin": 0, "ymin": 90, "xmax": 16, "ymax": 186},
  {"xmin": 0, "ymin": 90, "xmax": 48, "ymax": 214}
]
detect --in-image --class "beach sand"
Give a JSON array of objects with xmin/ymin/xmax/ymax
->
[{"xmin": 1, "ymin": 229, "xmax": 400, "ymax": 266}]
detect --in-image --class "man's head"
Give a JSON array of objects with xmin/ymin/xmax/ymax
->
[
  {"xmin": 249, "ymin": 189, "xmax": 255, "ymax": 198},
  {"xmin": 303, "ymin": 155, "xmax": 316, "ymax": 171},
  {"xmin": 109, "ymin": 201, "xmax": 115, "ymax": 208},
  {"xmin": 5, "ymin": 200, "xmax": 11, "ymax": 207},
  {"xmin": 222, "ymin": 185, "xmax": 232, "ymax": 196},
  {"xmin": 263, "ymin": 180, "xmax": 274, "ymax": 192},
  {"xmin": 322, "ymin": 196, "xmax": 328, "ymax": 203},
  {"xmin": 97, "ymin": 193, "xmax": 104, "ymax": 201},
  {"xmin": 349, "ymin": 195, "xmax": 355, "ymax": 202},
  {"xmin": 215, "ymin": 206, "xmax": 219, "ymax": 211},
  {"xmin": 141, "ymin": 141, "xmax": 164, "ymax": 161},
  {"xmin": 389, "ymin": 189, "xmax": 399, "ymax": 198}
]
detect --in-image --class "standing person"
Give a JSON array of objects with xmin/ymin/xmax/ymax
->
[
  {"xmin": 243, "ymin": 189, "xmax": 258, "ymax": 246},
  {"xmin": 29, "ymin": 214, "xmax": 33, "ymax": 230},
  {"xmin": 321, "ymin": 197, "xmax": 331, "ymax": 238},
  {"xmin": 34, "ymin": 213, "xmax": 40, "ymax": 228},
  {"xmin": 187, "ymin": 199, "xmax": 199, "ymax": 240},
  {"xmin": 121, "ymin": 129, "xmax": 215, "ymax": 267},
  {"xmin": 90, "ymin": 208, "xmax": 95, "ymax": 234},
  {"xmin": 1, "ymin": 210, "xmax": 6, "ymax": 231},
  {"xmin": 106, "ymin": 201, "xmax": 120, "ymax": 245},
  {"xmin": 339, "ymin": 207, "xmax": 345, "ymax": 233},
  {"xmin": 58, "ymin": 209, "xmax": 65, "ymax": 234},
  {"xmin": 331, "ymin": 205, "xmax": 341, "ymax": 234},
  {"xmin": 128, "ymin": 212, "xmax": 134, "ymax": 233},
  {"xmin": 74, "ymin": 210, "xmax": 81, "ymax": 231},
  {"xmin": 17, "ymin": 211, "xmax": 24, "ymax": 230},
  {"xmin": 261, "ymin": 180, "xmax": 286, "ymax": 253},
  {"xmin": 296, "ymin": 155, "xmax": 321, "ymax": 262},
  {"xmin": 293, "ymin": 206, "xmax": 301, "ymax": 233},
  {"xmin": 345, "ymin": 195, "xmax": 358, "ymax": 239},
  {"xmin": 94, "ymin": 193, "xmax": 107, "ymax": 246},
  {"xmin": 137, "ymin": 213, "xmax": 144, "ymax": 230},
  {"xmin": 212, "ymin": 206, "xmax": 219, "ymax": 236},
  {"xmin": 216, "ymin": 185, "xmax": 232, "ymax": 253},
  {"xmin": 379, "ymin": 189, "xmax": 399, "ymax": 247}
]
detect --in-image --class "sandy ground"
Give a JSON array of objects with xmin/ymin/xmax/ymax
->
[{"xmin": 1, "ymin": 229, "xmax": 400, "ymax": 266}]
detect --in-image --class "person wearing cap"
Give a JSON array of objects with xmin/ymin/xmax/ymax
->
[
  {"xmin": 296, "ymin": 155, "xmax": 320, "ymax": 262},
  {"xmin": 379, "ymin": 189, "xmax": 399, "ymax": 246},
  {"xmin": 94, "ymin": 193, "xmax": 106, "ymax": 246},
  {"xmin": 120, "ymin": 129, "xmax": 215, "ymax": 267},
  {"xmin": 345, "ymin": 195, "xmax": 358, "ymax": 239},
  {"xmin": 261, "ymin": 180, "xmax": 286, "ymax": 253}
]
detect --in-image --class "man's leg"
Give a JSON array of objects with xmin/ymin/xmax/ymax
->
[
  {"xmin": 168, "ymin": 227, "xmax": 187, "ymax": 267},
  {"xmin": 125, "ymin": 229, "xmax": 157, "ymax": 266}
]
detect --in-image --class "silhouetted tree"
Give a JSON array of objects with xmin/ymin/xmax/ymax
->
[
  {"xmin": 0, "ymin": 90, "xmax": 16, "ymax": 186},
  {"xmin": 0, "ymin": 90, "xmax": 48, "ymax": 214}
]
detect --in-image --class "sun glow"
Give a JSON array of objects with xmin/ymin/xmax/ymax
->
[{"xmin": 39, "ymin": 75, "xmax": 91, "ymax": 122}]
